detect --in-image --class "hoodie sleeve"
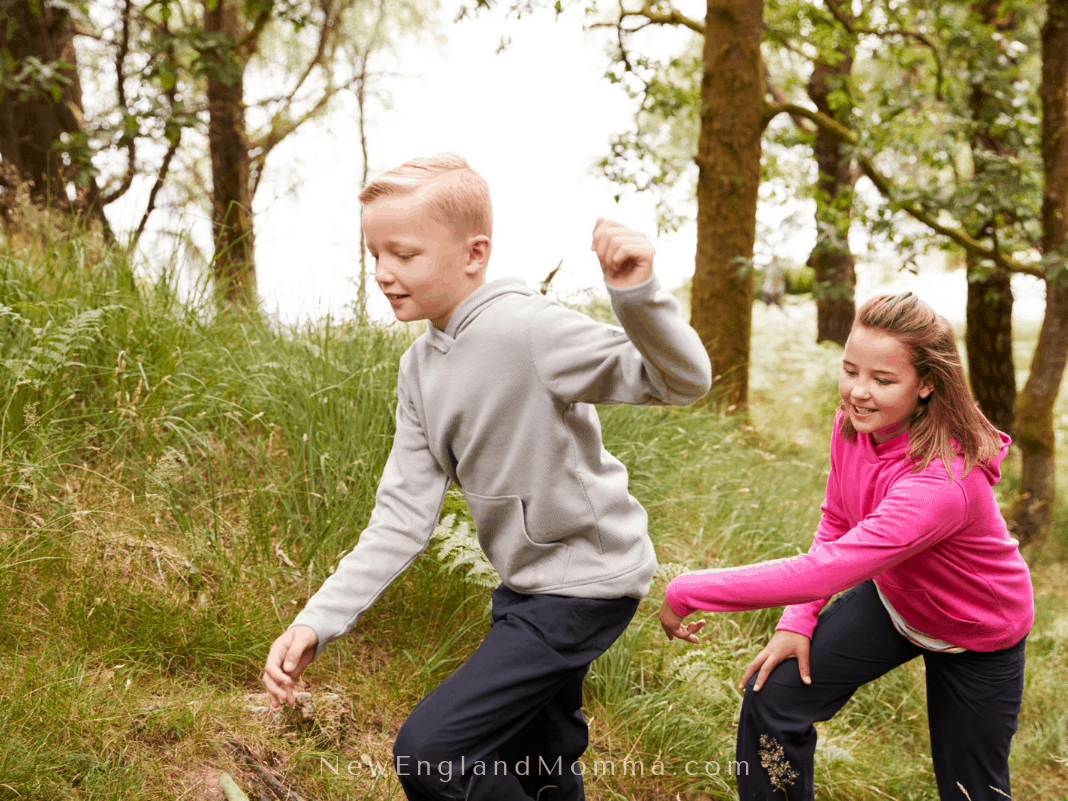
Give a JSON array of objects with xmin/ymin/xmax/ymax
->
[
  {"xmin": 290, "ymin": 369, "xmax": 452, "ymax": 661},
  {"xmin": 775, "ymin": 412, "xmax": 852, "ymax": 637},
  {"xmin": 529, "ymin": 274, "xmax": 712, "ymax": 406},
  {"xmin": 665, "ymin": 465, "xmax": 969, "ymax": 625}
]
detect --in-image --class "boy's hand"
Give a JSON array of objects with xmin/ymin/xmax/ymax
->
[
  {"xmin": 660, "ymin": 596, "xmax": 706, "ymax": 644},
  {"xmin": 591, "ymin": 218, "xmax": 655, "ymax": 288},
  {"xmin": 739, "ymin": 630, "xmax": 812, "ymax": 692},
  {"xmin": 263, "ymin": 625, "xmax": 318, "ymax": 710}
]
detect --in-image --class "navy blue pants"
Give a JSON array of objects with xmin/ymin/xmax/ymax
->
[
  {"xmin": 736, "ymin": 580, "xmax": 1027, "ymax": 800},
  {"xmin": 393, "ymin": 585, "xmax": 639, "ymax": 800}
]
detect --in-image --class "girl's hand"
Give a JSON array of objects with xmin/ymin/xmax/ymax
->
[
  {"xmin": 739, "ymin": 630, "xmax": 812, "ymax": 692},
  {"xmin": 591, "ymin": 218, "xmax": 655, "ymax": 288},
  {"xmin": 660, "ymin": 597, "xmax": 706, "ymax": 644},
  {"xmin": 263, "ymin": 625, "xmax": 318, "ymax": 710}
]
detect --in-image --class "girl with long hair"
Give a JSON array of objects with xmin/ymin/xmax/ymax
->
[{"xmin": 661, "ymin": 293, "xmax": 1033, "ymax": 800}]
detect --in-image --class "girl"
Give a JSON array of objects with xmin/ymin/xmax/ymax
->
[{"xmin": 660, "ymin": 293, "xmax": 1033, "ymax": 801}]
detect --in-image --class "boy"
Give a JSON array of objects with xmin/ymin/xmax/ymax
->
[{"xmin": 262, "ymin": 154, "xmax": 712, "ymax": 800}]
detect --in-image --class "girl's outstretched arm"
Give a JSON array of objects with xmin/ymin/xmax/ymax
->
[{"xmin": 659, "ymin": 597, "xmax": 706, "ymax": 643}]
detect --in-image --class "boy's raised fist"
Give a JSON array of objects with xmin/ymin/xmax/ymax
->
[{"xmin": 591, "ymin": 218, "xmax": 655, "ymax": 288}]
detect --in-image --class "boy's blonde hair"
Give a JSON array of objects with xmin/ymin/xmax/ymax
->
[
  {"xmin": 839, "ymin": 292, "xmax": 1003, "ymax": 477},
  {"xmin": 358, "ymin": 154, "xmax": 493, "ymax": 239}
]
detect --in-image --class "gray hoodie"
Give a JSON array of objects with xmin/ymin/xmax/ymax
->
[{"xmin": 292, "ymin": 275, "xmax": 712, "ymax": 659}]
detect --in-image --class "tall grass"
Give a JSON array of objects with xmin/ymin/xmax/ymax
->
[{"xmin": 1, "ymin": 242, "xmax": 1065, "ymax": 800}]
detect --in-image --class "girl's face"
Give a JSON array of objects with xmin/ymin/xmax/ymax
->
[{"xmin": 840, "ymin": 325, "xmax": 933, "ymax": 443}]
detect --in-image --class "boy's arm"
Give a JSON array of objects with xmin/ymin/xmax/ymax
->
[
  {"xmin": 530, "ymin": 220, "xmax": 712, "ymax": 406},
  {"xmin": 287, "ymin": 375, "xmax": 452, "ymax": 662}
]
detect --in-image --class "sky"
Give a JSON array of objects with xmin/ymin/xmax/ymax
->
[
  {"xmin": 105, "ymin": 0, "xmax": 1046, "ymax": 326},
  {"xmin": 248, "ymin": 1, "xmax": 702, "ymax": 324}
]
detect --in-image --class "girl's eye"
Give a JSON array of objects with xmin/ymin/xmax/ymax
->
[
  {"xmin": 876, "ymin": 379, "xmax": 891, "ymax": 386},
  {"xmin": 843, "ymin": 368, "xmax": 857, "ymax": 377}
]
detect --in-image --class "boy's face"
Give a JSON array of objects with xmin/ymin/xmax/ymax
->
[{"xmin": 363, "ymin": 191, "xmax": 487, "ymax": 331}]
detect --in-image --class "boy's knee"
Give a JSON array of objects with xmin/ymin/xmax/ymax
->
[
  {"xmin": 393, "ymin": 715, "xmax": 432, "ymax": 766},
  {"xmin": 393, "ymin": 714, "xmax": 454, "ymax": 789}
]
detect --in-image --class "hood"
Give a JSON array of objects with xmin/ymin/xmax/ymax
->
[
  {"xmin": 869, "ymin": 416, "xmax": 1011, "ymax": 485},
  {"xmin": 978, "ymin": 430, "xmax": 1012, "ymax": 485},
  {"xmin": 445, "ymin": 277, "xmax": 536, "ymax": 338},
  {"xmin": 420, "ymin": 278, "xmax": 537, "ymax": 352}
]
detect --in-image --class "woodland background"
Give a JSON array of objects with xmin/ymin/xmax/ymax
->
[{"xmin": 1, "ymin": 0, "xmax": 1067, "ymax": 798}]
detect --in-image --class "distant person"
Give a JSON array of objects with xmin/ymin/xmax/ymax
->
[
  {"xmin": 761, "ymin": 259, "xmax": 786, "ymax": 308},
  {"xmin": 262, "ymin": 154, "xmax": 712, "ymax": 800},
  {"xmin": 659, "ymin": 292, "xmax": 1032, "ymax": 801}
]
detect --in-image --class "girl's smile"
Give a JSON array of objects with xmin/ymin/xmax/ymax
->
[{"xmin": 840, "ymin": 325, "xmax": 933, "ymax": 443}]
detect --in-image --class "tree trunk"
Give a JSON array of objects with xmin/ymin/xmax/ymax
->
[
  {"xmin": 964, "ymin": 0, "xmax": 1017, "ymax": 438},
  {"xmin": 690, "ymin": 0, "xmax": 765, "ymax": 411},
  {"xmin": 205, "ymin": 0, "xmax": 256, "ymax": 307},
  {"xmin": 807, "ymin": 50, "xmax": 856, "ymax": 347},
  {"xmin": 965, "ymin": 262, "xmax": 1016, "ymax": 437},
  {"xmin": 0, "ymin": 0, "xmax": 110, "ymax": 232},
  {"xmin": 1011, "ymin": 0, "xmax": 1068, "ymax": 543}
]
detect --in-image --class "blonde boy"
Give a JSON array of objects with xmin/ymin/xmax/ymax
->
[{"xmin": 263, "ymin": 154, "xmax": 712, "ymax": 800}]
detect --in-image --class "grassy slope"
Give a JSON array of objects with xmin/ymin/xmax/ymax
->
[{"xmin": 0, "ymin": 248, "xmax": 1065, "ymax": 800}]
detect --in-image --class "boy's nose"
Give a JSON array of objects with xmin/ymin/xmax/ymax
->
[{"xmin": 374, "ymin": 260, "xmax": 392, "ymax": 284}]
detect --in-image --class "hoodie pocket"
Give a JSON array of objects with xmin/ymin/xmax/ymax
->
[
  {"xmin": 464, "ymin": 491, "xmax": 573, "ymax": 591},
  {"xmin": 886, "ymin": 585, "xmax": 983, "ymax": 634}
]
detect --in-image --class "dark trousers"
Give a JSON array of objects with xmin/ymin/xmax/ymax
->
[
  {"xmin": 393, "ymin": 584, "xmax": 639, "ymax": 801},
  {"xmin": 737, "ymin": 580, "xmax": 1026, "ymax": 801}
]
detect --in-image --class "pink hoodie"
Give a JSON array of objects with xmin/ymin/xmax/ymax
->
[{"xmin": 666, "ymin": 412, "xmax": 1033, "ymax": 652}]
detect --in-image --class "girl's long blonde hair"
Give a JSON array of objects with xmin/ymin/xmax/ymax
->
[{"xmin": 839, "ymin": 293, "xmax": 1003, "ymax": 476}]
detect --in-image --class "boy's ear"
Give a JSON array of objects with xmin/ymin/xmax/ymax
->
[{"xmin": 464, "ymin": 235, "xmax": 491, "ymax": 275}]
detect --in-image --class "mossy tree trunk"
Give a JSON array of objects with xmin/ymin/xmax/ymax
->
[
  {"xmin": 965, "ymin": 262, "xmax": 1016, "ymax": 437},
  {"xmin": 807, "ymin": 47, "xmax": 856, "ymax": 348},
  {"xmin": 964, "ymin": 0, "xmax": 1018, "ymax": 438},
  {"xmin": 205, "ymin": 0, "xmax": 256, "ymax": 308},
  {"xmin": 1011, "ymin": 0, "xmax": 1068, "ymax": 543},
  {"xmin": 690, "ymin": 0, "xmax": 765, "ymax": 412},
  {"xmin": 0, "ymin": 0, "xmax": 110, "ymax": 233}
]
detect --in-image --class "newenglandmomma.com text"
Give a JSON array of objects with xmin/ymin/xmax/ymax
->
[{"xmin": 319, "ymin": 754, "xmax": 749, "ymax": 781}]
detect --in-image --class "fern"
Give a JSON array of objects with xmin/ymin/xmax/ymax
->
[{"xmin": 430, "ymin": 513, "xmax": 499, "ymax": 589}]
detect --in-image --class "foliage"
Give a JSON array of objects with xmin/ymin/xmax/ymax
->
[
  {"xmin": 0, "ymin": 242, "xmax": 1065, "ymax": 798},
  {"xmin": 594, "ymin": 0, "xmax": 1045, "ymax": 272}
]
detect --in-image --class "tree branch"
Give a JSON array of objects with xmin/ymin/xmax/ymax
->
[
  {"xmin": 239, "ymin": 0, "xmax": 277, "ymax": 59},
  {"xmin": 823, "ymin": 0, "xmax": 945, "ymax": 100},
  {"xmin": 101, "ymin": 0, "xmax": 136, "ymax": 205},
  {"xmin": 765, "ymin": 100, "xmax": 1043, "ymax": 278},
  {"xmin": 596, "ymin": 2, "xmax": 704, "ymax": 35},
  {"xmin": 765, "ymin": 75, "xmax": 816, "ymax": 133},
  {"xmin": 131, "ymin": 129, "xmax": 181, "ymax": 250}
]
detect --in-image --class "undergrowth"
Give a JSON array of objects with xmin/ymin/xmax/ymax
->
[{"xmin": 0, "ymin": 241, "xmax": 1065, "ymax": 800}]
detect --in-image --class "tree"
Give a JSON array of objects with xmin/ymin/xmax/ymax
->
[
  {"xmin": 804, "ymin": 2, "xmax": 857, "ymax": 346},
  {"xmin": 203, "ymin": 0, "xmax": 255, "ymax": 306},
  {"xmin": 1011, "ymin": 0, "xmax": 1068, "ymax": 542},
  {"xmin": 599, "ymin": 0, "xmax": 766, "ymax": 411},
  {"xmin": 2, "ymin": 0, "xmax": 423, "ymax": 307},
  {"xmin": 962, "ymin": 0, "xmax": 1023, "ymax": 438},
  {"xmin": 0, "ymin": 0, "xmax": 112, "ymax": 234}
]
